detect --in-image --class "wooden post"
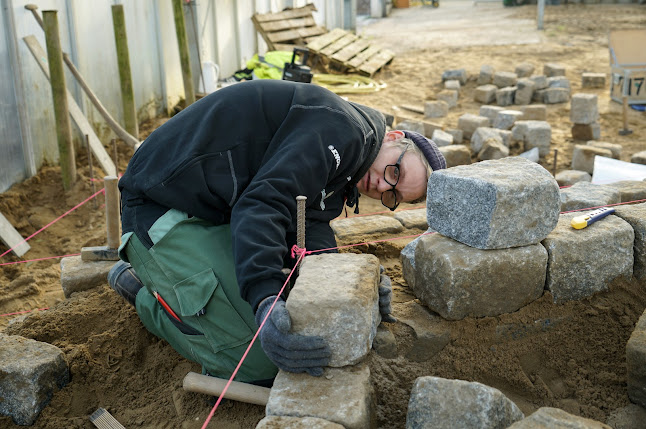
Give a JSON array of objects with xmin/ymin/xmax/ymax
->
[
  {"xmin": 537, "ymin": 0, "xmax": 545, "ymax": 31},
  {"xmin": 43, "ymin": 10, "xmax": 76, "ymax": 190},
  {"xmin": 172, "ymin": 0, "xmax": 195, "ymax": 105},
  {"xmin": 111, "ymin": 4, "xmax": 139, "ymax": 139},
  {"xmin": 104, "ymin": 176, "xmax": 121, "ymax": 249}
]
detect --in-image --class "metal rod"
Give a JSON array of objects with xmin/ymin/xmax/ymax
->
[
  {"xmin": 296, "ymin": 196, "xmax": 307, "ymax": 252},
  {"xmin": 104, "ymin": 176, "xmax": 120, "ymax": 249},
  {"xmin": 86, "ymin": 135, "xmax": 97, "ymax": 209},
  {"xmin": 552, "ymin": 149, "xmax": 558, "ymax": 177}
]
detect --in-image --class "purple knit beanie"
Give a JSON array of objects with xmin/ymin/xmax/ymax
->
[{"xmin": 402, "ymin": 130, "xmax": 447, "ymax": 171}]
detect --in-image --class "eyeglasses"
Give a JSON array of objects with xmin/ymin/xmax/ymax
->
[{"xmin": 381, "ymin": 143, "xmax": 410, "ymax": 211}]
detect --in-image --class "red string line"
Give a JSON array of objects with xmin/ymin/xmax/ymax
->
[
  {"xmin": 0, "ymin": 253, "xmax": 81, "ymax": 267},
  {"xmin": 0, "ymin": 188, "xmax": 105, "ymax": 259},
  {"xmin": 0, "ymin": 307, "xmax": 49, "ymax": 318}
]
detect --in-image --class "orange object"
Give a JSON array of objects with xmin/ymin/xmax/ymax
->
[{"xmin": 394, "ymin": 0, "xmax": 410, "ymax": 7}]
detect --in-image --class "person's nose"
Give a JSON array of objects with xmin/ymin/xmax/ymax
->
[{"xmin": 375, "ymin": 178, "xmax": 392, "ymax": 193}]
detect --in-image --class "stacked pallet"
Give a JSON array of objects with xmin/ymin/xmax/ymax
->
[{"xmin": 251, "ymin": 4, "xmax": 326, "ymax": 52}]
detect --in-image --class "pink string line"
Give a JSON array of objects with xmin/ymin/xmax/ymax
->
[
  {"xmin": 201, "ymin": 250, "xmax": 306, "ymax": 429},
  {"xmin": 0, "ymin": 253, "xmax": 81, "ymax": 267},
  {"xmin": 0, "ymin": 307, "xmax": 49, "ymax": 318},
  {"xmin": 0, "ymin": 188, "xmax": 105, "ymax": 259}
]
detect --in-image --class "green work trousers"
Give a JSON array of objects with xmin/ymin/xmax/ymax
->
[{"xmin": 119, "ymin": 209, "xmax": 278, "ymax": 382}]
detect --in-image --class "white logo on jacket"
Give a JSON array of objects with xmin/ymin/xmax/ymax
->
[{"xmin": 328, "ymin": 145, "xmax": 340, "ymax": 170}]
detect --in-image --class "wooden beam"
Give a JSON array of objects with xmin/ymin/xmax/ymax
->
[
  {"xmin": 306, "ymin": 28, "xmax": 347, "ymax": 52},
  {"xmin": 358, "ymin": 49, "xmax": 394, "ymax": 76},
  {"xmin": 0, "ymin": 211, "xmax": 30, "ymax": 257},
  {"xmin": 253, "ymin": 4, "xmax": 317, "ymax": 23}
]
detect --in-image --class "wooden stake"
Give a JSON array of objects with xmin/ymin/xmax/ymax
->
[
  {"xmin": 111, "ymin": 4, "xmax": 139, "ymax": 139},
  {"xmin": 104, "ymin": 176, "xmax": 121, "ymax": 249},
  {"xmin": 112, "ymin": 139, "xmax": 119, "ymax": 175},
  {"xmin": 43, "ymin": 10, "xmax": 76, "ymax": 190},
  {"xmin": 86, "ymin": 135, "xmax": 97, "ymax": 209},
  {"xmin": 172, "ymin": 0, "xmax": 195, "ymax": 105}
]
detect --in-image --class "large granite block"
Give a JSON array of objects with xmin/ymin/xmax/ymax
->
[
  {"xmin": 606, "ymin": 181, "xmax": 646, "ymax": 203},
  {"xmin": 287, "ymin": 254, "xmax": 380, "ymax": 366},
  {"xmin": 544, "ymin": 87, "xmax": 570, "ymax": 104},
  {"xmin": 586, "ymin": 140, "xmax": 621, "ymax": 159},
  {"xmin": 493, "ymin": 71, "xmax": 518, "ymax": 88},
  {"xmin": 436, "ymin": 90, "xmax": 458, "ymax": 108},
  {"xmin": 442, "ymin": 68, "xmax": 467, "ymax": 85},
  {"xmin": 412, "ymin": 234, "xmax": 546, "ymax": 320},
  {"xmin": 394, "ymin": 208, "xmax": 428, "ymax": 229},
  {"xmin": 508, "ymin": 407, "xmax": 610, "ymax": 428},
  {"xmin": 544, "ymin": 63, "xmax": 566, "ymax": 77},
  {"xmin": 559, "ymin": 182, "xmax": 620, "ymax": 212},
  {"xmin": 331, "ymin": 215, "xmax": 404, "ymax": 240},
  {"xmin": 427, "ymin": 157, "xmax": 560, "ymax": 249},
  {"xmin": 614, "ymin": 202, "xmax": 646, "ymax": 280},
  {"xmin": 515, "ymin": 62, "xmax": 534, "ymax": 78},
  {"xmin": 542, "ymin": 213, "xmax": 633, "ymax": 303},
  {"xmin": 627, "ymin": 309, "xmax": 646, "ymax": 408},
  {"xmin": 555, "ymin": 170, "xmax": 591, "ymax": 187},
  {"xmin": 60, "ymin": 256, "xmax": 115, "ymax": 298},
  {"xmin": 406, "ymin": 376, "xmax": 524, "ymax": 429}
]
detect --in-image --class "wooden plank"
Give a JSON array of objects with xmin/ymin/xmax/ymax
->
[
  {"xmin": 321, "ymin": 33, "xmax": 356, "ymax": 57},
  {"xmin": 253, "ymin": 4, "xmax": 317, "ymax": 23},
  {"xmin": 23, "ymin": 36, "xmax": 116, "ymax": 177},
  {"xmin": 358, "ymin": 49, "xmax": 395, "ymax": 76},
  {"xmin": 297, "ymin": 26, "xmax": 327, "ymax": 39},
  {"xmin": 0, "ymin": 211, "xmax": 30, "ymax": 257},
  {"xmin": 259, "ymin": 16, "xmax": 316, "ymax": 33},
  {"xmin": 400, "ymin": 104, "xmax": 425, "ymax": 114},
  {"xmin": 251, "ymin": 16, "xmax": 275, "ymax": 50},
  {"xmin": 347, "ymin": 45, "xmax": 381, "ymax": 69},
  {"xmin": 269, "ymin": 26, "xmax": 326, "ymax": 44},
  {"xmin": 306, "ymin": 28, "xmax": 347, "ymax": 52},
  {"xmin": 331, "ymin": 38, "xmax": 371, "ymax": 63}
]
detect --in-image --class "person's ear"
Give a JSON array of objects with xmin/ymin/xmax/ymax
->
[{"xmin": 384, "ymin": 130, "xmax": 405, "ymax": 142}]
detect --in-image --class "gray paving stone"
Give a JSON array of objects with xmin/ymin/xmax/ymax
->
[
  {"xmin": 479, "ymin": 105, "xmax": 505, "ymax": 124},
  {"xmin": 458, "ymin": 113, "xmax": 490, "ymax": 140},
  {"xmin": 445, "ymin": 128, "xmax": 463, "ymax": 144},
  {"xmin": 512, "ymin": 120, "xmax": 552, "ymax": 157},
  {"xmin": 396, "ymin": 119, "xmax": 425, "ymax": 135},
  {"xmin": 427, "ymin": 157, "xmax": 560, "ymax": 249},
  {"xmin": 412, "ymin": 233, "xmax": 546, "ymax": 319},
  {"xmin": 331, "ymin": 215, "xmax": 404, "ymax": 240},
  {"xmin": 530, "ymin": 75, "xmax": 548, "ymax": 90},
  {"xmin": 555, "ymin": 170, "xmax": 591, "ymax": 187},
  {"xmin": 266, "ymin": 364, "xmax": 372, "ymax": 429},
  {"xmin": 425, "ymin": 100, "xmax": 449, "ymax": 118},
  {"xmin": 571, "ymin": 144, "xmax": 613, "ymax": 174},
  {"xmin": 496, "ymin": 87, "xmax": 517, "ymax": 107},
  {"xmin": 544, "ymin": 63, "xmax": 566, "ymax": 77},
  {"xmin": 493, "ymin": 71, "xmax": 518, "ymax": 88},
  {"xmin": 533, "ymin": 88, "xmax": 547, "ymax": 103},
  {"xmin": 432, "ymin": 129, "xmax": 453, "ymax": 147},
  {"xmin": 559, "ymin": 182, "xmax": 621, "ymax": 212},
  {"xmin": 438, "ymin": 145, "xmax": 471, "ymax": 168},
  {"xmin": 544, "ymin": 87, "xmax": 570, "ymax": 104},
  {"xmin": 494, "ymin": 110, "xmax": 524, "ymax": 130},
  {"xmin": 478, "ymin": 139, "xmax": 509, "ymax": 161},
  {"xmin": 442, "ymin": 68, "xmax": 467, "ymax": 85},
  {"xmin": 437, "ymin": 90, "xmax": 458, "ymax": 108},
  {"xmin": 287, "ymin": 254, "xmax": 380, "ymax": 367},
  {"xmin": 514, "ymin": 78, "xmax": 535, "ymax": 105},
  {"xmin": 515, "ymin": 62, "xmax": 535, "ymax": 78},
  {"xmin": 547, "ymin": 76, "xmax": 571, "ymax": 89},
  {"xmin": 0, "ymin": 334, "xmax": 70, "ymax": 425},
  {"xmin": 508, "ymin": 407, "xmax": 610, "ymax": 428},
  {"xmin": 475, "ymin": 84, "xmax": 498, "ymax": 104},
  {"xmin": 406, "ymin": 376, "xmax": 524, "ymax": 429},
  {"xmin": 582, "ymin": 72, "xmax": 606, "ymax": 89},
  {"xmin": 606, "ymin": 181, "xmax": 646, "ymax": 203},
  {"xmin": 394, "ymin": 208, "xmax": 428, "ymax": 229},
  {"xmin": 444, "ymin": 80, "xmax": 461, "ymax": 92},
  {"xmin": 256, "ymin": 416, "xmax": 344, "ymax": 429},
  {"xmin": 542, "ymin": 213, "xmax": 633, "ymax": 303},
  {"xmin": 471, "ymin": 127, "xmax": 504, "ymax": 154},
  {"xmin": 478, "ymin": 64, "xmax": 494, "ymax": 85},
  {"xmin": 520, "ymin": 104, "xmax": 547, "ymax": 121},
  {"xmin": 423, "ymin": 121, "xmax": 443, "ymax": 138},
  {"xmin": 632, "ymin": 150, "xmax": 646, "ymax": 165},
  {"xmin": 614, "ymin": 202, "xmax": 646, "ymax": 280},
  {"xmin": 626, "ymin": 310, "xmax": 646, "ymax": 409},
  {"xmin": 586, "ymin": 140, "xmax": 621, "ymax": 159},
  {"xmin": 570, "ymin": 93, "xmax": 599, "ymax": 125},
  {"xmin": 60, "ymin": 256, "xmax": 115, "ymax": 298},
  {"xmin": 572, "ymin": 122, "xmax": 601, "ymax": 141}
]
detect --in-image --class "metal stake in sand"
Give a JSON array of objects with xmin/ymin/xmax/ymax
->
[
  {"xmin": 619, "ymin": 96, "xmax": 633, "ymax": 136},
  {"xmin": 552, "ymin": 149, "xmax": 558, "ymax": 177},
  {"xmin": 296, "ymin": 195, "xmax": 307, "ymax": 253},
  {"xmin": 80, "ymin": 176, "xmax": 120, "ymax": 261}
]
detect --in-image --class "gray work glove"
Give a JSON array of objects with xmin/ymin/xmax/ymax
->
[
  {"xmin": 255, "ymin": 296, "xmax": 331, "ymax": 376},
  {"xmin": 379, "ymin": 266, "xmax": 397, "ymax": 323}
]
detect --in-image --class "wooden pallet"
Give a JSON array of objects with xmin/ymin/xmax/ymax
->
[{"xmin": 252, "ymin": 4, "xmax": 327, "ymax": 52}]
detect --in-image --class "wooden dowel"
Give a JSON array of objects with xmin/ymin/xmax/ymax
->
[
  {"xmin": 172, "ymin": 0, "xmax": 195, "ymax": 105},
  {"xmin": 183, "ymin": 372, "xmax": 270, "ymax": 406},
  {"xmin": 104, "ymin": 176, "xmax": 120, "ymax": 249},
  {"xmin": 111, "ymin": 4, "xmax": 139, "ymax": 139},
  {"xmin": 86, "ymin": 135, "xmax": 97, "ymax": 209},
  {"xmin": 112, "ymin": 139, "xmax": 119, "ymax": 175}
]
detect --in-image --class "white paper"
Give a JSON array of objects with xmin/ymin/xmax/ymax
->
[{"xmin": 591, "ymin": 156, "xmax": 646, "ymax": 185}]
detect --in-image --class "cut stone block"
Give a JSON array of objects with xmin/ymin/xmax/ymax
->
[
  {"xmin": 514, "ymin": 78, "xmax": 535, "ymax": 105},
  {"xmin": 474, "ymin": 84, "xmax": 498, "ymax": 104},
  {"xmin": 493, "ymin": 110, "xmax": 523, "ymax": 130},
  {"xmin": 401, "ymin": 233, "xmax": 425, "ymax": 291},
  {"xmin": 471, "ymin": 127, "xmax": 508, "ymax": 154},
  {"xmin": 478, "ymin": 65, "xmax": 494, "ymax": 85},
  {"xmin": 406, "ymin": 376, "xmax": 524, "ymax": 429},
  {"xmin": 458, "ymin": 113, "xmax": 490, "ymax": 140},
  {"xmin": 614, "ymin": 202, "xmax": 646, "ymax": 280},
  {"xmin": 530, "ymin": 75, "xmax": 548, "ymax": 90},
  {"xmin": 632, "ymin": 151, "xmax": 646, "ymax": 165},
  {"xmin": 544, "ymin": 87, "xmax": 570, "ymax": 104},
  {"xmin": 287, "ymin": 254, "xmax": 379, "ymax": 367},
  {"xmin": 478, "ymin": 139, "xmax": 509, "ymax": 161},
  {"xmin": 442, "ymin": 68, "xmax": 467, "ymax": 85},
  {"xmin": 542, "ymin": 213, "xmax": 633, "ymax": 303},
  {"xmin": 606, "ymin": 181, "xmax": 646, "ymax": 203},
  {"xmin": 397, "ymin": 300, "xmax": 450, "ymax": 362},
  {"xmin": 0, "ymin": 334, "xmax": 70, "ymax": 426},
  {"xmin": 627, "ymin": 309, "xmax": 646, "ymax": 408},
  {"xmin": 512, "ymin": 120, "xmax": 552, "ymax": 157},
  {"xmin": 444, "ymin": 80, "xmax": 460, "ymax": 91},
  {"xmin": 423, "ymin": 121, "xmax": 443, "ymax": 138},
  {"xmin": 60, "ymin": 256, "xmax": 115, "ymax": 298},
  {"xmin": 520, "ymin": 104, "xmax": 547, "ymax": 121},
  {"xmin": 394, "ymin": 208, "xmax": 428, "ymax": 229},
  {"xmin": 572, "ymin": 122, "xmax": 601, "ymax": 140},
  {"xmin": 266, "ymin": 364, "xmax": 372, "ymax": 429},
  {"xmin": 432, "ymin": 129, "xmax": 453, "ymax": 147},
  {"xmin": 445, "ymin": 128, "xmax": 463, "ymax": 144},
  {"xmin": 256, "ymin": 416, "xmax": 344, "ymax": 429},
  {"xmin": 507, "ymin": 407, "xmax": 610, "ymax": 428},
  {"xmin": 570, "ymin": 93, "xmax": 599, "ymax": 124},
  {"xmin": 544, "ymin": 63, "xmax": 566, "ymax": 77},
  {"xmin": 396, "ymin": 119, "xmax": 425, "ymax": 135},
  {"xmin": 582, "ymin": 72, "xmax": 606, "ymax": 89},
  {"xmin": 439, "ymin": 145, "xmax": 471, "ymax": 168},
  {"xmin": 331, "ymin": 215, "xmax": 404, "ymax": 240},
  {"xmin": 436, "ymin": 90, "xmax": 458, "ymax": 108},
  {"xmin": 412, "ymin": 233, "xmax": 547, "ymax": 319},
  {"xmin": 571, "ymin": 144, "xmax": 613, "ymax": 174},
  {"xmin": 547, "ymin": 76, "xmax": 571, "ymax": 89},
  {"xmin": 496, "ymin": 87, "xmax": 517, "ymax": 107},
  {"xmin": 479, "ymin": 105, "xmax": 505, "ymax": 123},
  {"xmin": 533, "ymin": 88, "xmax": 547, "ymax": 103},
  {"xmin": 427, "ymin": 157, "xmax": 561, "ymax": 249},
  {"xmin": 555, "ymin": 170, "xmax": 591, "ymax": 187},
  {"xmin": 586, "ymin": 140, "xmax": 621, "ymax": 159},
  {"xmin": 425, "ymin": 100, "xmax": 449, "ymax": 118},
  {"xmin": 80, "ymin": 245, "xmax": 119, "ymax": 262},
  {"xmin": 559, "ymin": 182, "xmax": 621, "ymax": 212},
  {"xmin": 493, "ymin": 71, "xmax": 518, "ymax": 88},
  {"xmin": 515, "ymin": 62, "xmax": 535, "ymax": 78}
]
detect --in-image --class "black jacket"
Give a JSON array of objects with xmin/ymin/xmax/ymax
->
[{"xmin": 119, "ymin": 80, "xmax": 386, "ymax": 311}]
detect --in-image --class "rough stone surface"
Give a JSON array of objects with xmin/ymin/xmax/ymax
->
[
  {"xmin": 606, "ymin": 181, "xmax": 646, "ymax": 203},
  {"xmin": 394, "ymin": 208, "xmax": 428, "ymax": 229},
  {"xmin": 256, "ymin": 416, "xmax": 344, "ymax": 429},
  {"xmin": 559, "ymin": 182, "xmax": 621, "ymax": 212},
  {"xmin": 627, "ymin": 307, "xmax": 646, "ymax": 410},
  {"xmin": 496, "ymin": 87, "xmax": 517, "ymax": 106},
  {"xmin": 547, "ymin": 76, "xmax": 571, "ymax": 89},
  {"xmin": 427, "ymin": 157, "xmax": 561, "ymax": 249},
  {"xmin": 0, "ymin": 334, "xmax": 70, "ymax": 425},
  {"xmin": 533, "ymin": 89, "xmax": 547, "ymax": 103},
  {"xmin": 478, "ymin": 65, "xmax": 494, "ymax": 85},
  {"xmin": 544, "ymin": 63, "xmax": 566, "ymax": 77},
  {"xmin": 582, "ymin": 72, "xmax": 606, "ymax": 89},
  {"xmin": 444, "ymin": 79, "xmax": 461, "ymax": 91},
  {"xmin": 514, "ymin": 78, "xmax": 535, "ymax": 105},
  {"xmin": 436, "ymin": 90, "xmax": 458, "ymax": 108},
  {"xmin": 614, "ymin": 202, "xmax": 646, "ymax": 280},
  {"xmin": 406, "ymin": 376, "xmax": 524, "ymax": 429},
  {"xmin": 571, "ymin": 144, "xmax": 613, "ymax": 174},
  {"xmin": 401, "ymin": 233, "xmax": 426, "ymax": 292},
  {"xmin": 494, "ymin": 110, "xmax": 524, "ymax": 130},
  {"xmin": 606, "ymin": 404, "xmax": 646, "ymax": 429},
  {"xmin": 512, "ymin": 120, "xmax": 552, "ymax": 157},
  {"xmin": 493, "ymin": 71, "xmax": 518, "ymax": 88},
  {"xmin": 425, "ymin": 100, "xmax": 449, "ymax": 118},
  {"xmin": 438, "ymin": 145, "xmax": 471, "ymax": 168},
  {"xmin": 266, "ymin": 364, "xmax": 373, "ymax": 429},
  {"xmin": 508, "ymin": 407, "xmax": 610, "ymax": 428},
  {"xmin": 475, "ymin": 84, "xmax": 498, "ymax": 104},
  {"xmin": 586, "ymin": 140, "xmax": 621, "ymax": 159},
  {"xmin": 397, "ymin": 301, "xmax": 450, "ymax": 362},
  {"xmin": 423, "ymin": 121, "xmax": 443, "ymax": 138},
  {"xmin": 372, "ymin": 324, "xmax": 398, "ymax": 358},
  {"xmin": 479, "ymin": 105, "xmax": 505, "ymax": 123},
  {"xmin": 287, "ymin": 254, "xmax": 380, "ymax": 367},
  {"xmin": 572, "ymin": 122, "xmax": 601, "ymax": 141},
  {"xmin": 458, "ymin": 113, "xmax": 490, "ymax": 140},
  {"xmin": 331, "ymin": 215, "xmax": 404, "ymax": 240},
  {"xmin": 442, "ymin": 68, "xmax": 467, "ymax": 85},
  {"xmin": 412, "ymin": 234, "xmax": 547, "ymax": 320},
  {"xmin": 60, "ymin": 256, "xmax": 115, "ymax": 298},
  {"xmin": 555, "ymin": 170, "xmax": 591, "ymax": 187},
  {"xmin": 542, "ymin": 213, "xmax": 633, "ymax": 303},
  {"xmin": 570, "ymin": 93, "xmax": 599, "ymax": 124},
  {"xmin": 471, "ymin": 127, "xmax": 503, "ymax": 154},
  {"xmin": 445, "ymin": 128, "xmax": 463, "ymax": 144},
  {"xmin": 530, "ymin": 75, "xmax": 548, "ymax": 90},
  {"xmin": 432, "ymin": 129, "xmax": 454, "ymax": 147},
  {"xmin": 515, "ymin": 62, "xmax": 535, "ymax": 78},
  {"xmin": 396, "ymin": 119, "xmax": 425, "ymax": 135},
  {"xmin": 478, "ymin": 139, "xmax": 509, "ymax": 161},
  {"xmin": 520, "ymin": 104, "xmax": 547, "ymax": 121},
  {"xmin": 543, "ymin": 87, "xmax": 570, "ymax": 104},
  {"xmin": 631, "ymin": 151, "xmax": 646, "ymax": 165}
]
